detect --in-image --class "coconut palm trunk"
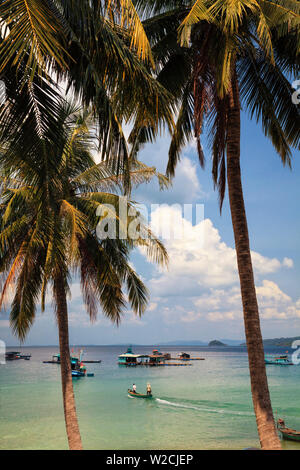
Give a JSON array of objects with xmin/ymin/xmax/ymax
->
[
  {"xmin": 54, "ymin": 274, "xmax": 83, "ymax": 450},
  {"xmin": 226, "ymin": 70, "xmax": 281, "ymax": 450}
]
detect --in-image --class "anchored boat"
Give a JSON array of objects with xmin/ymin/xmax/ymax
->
[
  {"xmin": 43, "ymin": 351, "xmax": 94, "ymax": 377},
  {"xmin": 265, "ymin": 354, "xmax": 293, "ymax": 365},
  {"xmin": 277, "ymin": 419, "xmax": 300, "ymax": 442},
  {"xmin": 5, "ymin": 351, "xmax": 31, "ymax": 360}
]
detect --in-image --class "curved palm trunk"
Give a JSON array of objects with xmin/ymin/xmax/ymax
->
[
  {"xmin": 226, "ymin": 71, "xmax": 281, "ymax": 450},
  {"xmin": 54, "ymin": 275, "xmax": 83, "ymax": 450}
]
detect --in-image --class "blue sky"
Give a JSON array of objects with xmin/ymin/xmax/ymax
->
[{"xmin": 1, "ymin": 110, "xmax": 299, "ymax": 346}]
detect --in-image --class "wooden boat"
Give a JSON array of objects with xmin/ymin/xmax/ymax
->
[
  {"xmin": 128, "ymin": 389, "xmax": 153, "ymax": 399},
  {"xmin": 277, "ymin": 419, "xmax": 300, "ymax": 442},
  {"xmin": 265, "ymin": 354, "xmax": 293, "ymax": 365}
]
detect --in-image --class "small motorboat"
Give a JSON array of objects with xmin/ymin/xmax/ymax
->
[
  {"xmin": 277, "ymin": 419, "xmax": 300, "ymax": 442},
  {"xmin": 128, "ymin": 389, "xmax": 153, "ymax": 399}
]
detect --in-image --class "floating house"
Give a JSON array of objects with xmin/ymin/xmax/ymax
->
[
  {"xmin": 118, "ymin": 347, "xmax": 149, "ymax": 366},
  {"xmin": 118, "ymin": 347, "xmax": 166, "ymax": 366}
]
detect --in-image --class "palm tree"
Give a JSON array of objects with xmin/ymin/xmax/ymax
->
[
  {"xmin": 132, "ymin": 0, "xmax": 300, "ymax": 449},
  {"xmin": 0, "ymin": 0, "xmax": 175, "ymax": 182},
  {"xmin": 0, "ymin": 101, "xmax": 168, "ymax": 450}
]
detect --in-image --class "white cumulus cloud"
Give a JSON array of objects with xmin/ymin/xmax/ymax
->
[{"xmin": 142, "ymin": 206, "xmax": 298, "ymax": 326}]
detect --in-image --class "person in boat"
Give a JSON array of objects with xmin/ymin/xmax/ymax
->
[
  {"xmin": 146, "ymin": 383, "xmax": 152, "ymax": 395},
  {"xmin": 132, "ymin": 384, "xmax": 137, "ymax": 393}
]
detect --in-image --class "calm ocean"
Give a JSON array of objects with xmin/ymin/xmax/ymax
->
[{"xmin": 1, "ymin": 345, "xmax": 299, "ymax": 450}]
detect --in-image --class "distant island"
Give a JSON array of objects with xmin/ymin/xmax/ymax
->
[
  {"xmin": 240, "ymin": 336, "xmax": 300, "ymax": 347},
  {"xmin": 208, "ymin": 340, "xmax": 228, "ymax": 347}
]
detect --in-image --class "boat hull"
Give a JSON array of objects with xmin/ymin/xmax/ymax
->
[
  {"xmin": 128, "ymin": 390, "xmax": 152, "ymax": 399},
  {"xmin": 277, "ymin": 419, "xmax": 300, "ymax": 442},
  {"xmin": 72, "ymin": 370, "xmax": 85, "ymax": 377},
  {"xmin": 265, "ymin": 360, "xmax": 293, "ymax": 365},
  {"xmin": 279, "ymin": 430, "xmax": 300, "ymax": 442}
]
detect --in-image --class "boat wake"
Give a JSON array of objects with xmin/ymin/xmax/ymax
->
[{"xmin": 155, "ymin": 398, "xmax": 254, "ymax": 417}]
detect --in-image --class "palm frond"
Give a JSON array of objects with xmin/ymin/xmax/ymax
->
[
  {"xmin": 0, "ymin": 0, "xmax": 68, "ymax": 79},
  {"xmin": 238, "ymin": 46, "xmax": 300, "ymax": 161},
  {"xmin": 178, "ymin": 0, "xmax": 213, "ymax": 46},
  {"xmin": 167, "ymin": 83, "xmax": 194, "ymax": 177},
  {"xmin": 106, "ymin": 0, "xmax": 154, "ymax": 65},
  {"xmin": 126, "ymin": 266, "xmax": 149, "ymax": 316}
]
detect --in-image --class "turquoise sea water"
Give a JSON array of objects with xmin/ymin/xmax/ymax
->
[{"xmin": 0, "ymin": 346, "xmax": 299, "ymax": 450}]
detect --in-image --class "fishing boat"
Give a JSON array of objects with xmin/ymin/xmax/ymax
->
[
  {"xmin": 265, "ymin": 354, "xmax": 293, "ymax": 365},
  {"xmin": 277, "ymin": 419, "xmax": 300, "ymax": 442},
  {"xmin": 128, "ymin": 389, "xmax": 153, "ymax": 399},
  {"xmin": 44, "ymin": 351, "xmax": 94, "ymax": 377}
]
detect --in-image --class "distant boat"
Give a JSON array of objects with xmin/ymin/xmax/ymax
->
[
  {"xmin": 128, "ymin": 389, "xmax": 153, "ymax": 399},
  {"xmin": 179, "ymin": 352, "xmax": 190, "ymax": 360},
  {"xmin": 5, "ymin": 351, "xmax": 31, "ymax": 361},
  {"xmin": 265, "ymin": 354, "xmax": 293, "ymax": 365},
  {"xmin": 5, "ymin": 351, "xmax": 21, "ymax": 360},
  {"xmin": 277, "ymin": 419, "xmax": 300, "ymax": 442}
]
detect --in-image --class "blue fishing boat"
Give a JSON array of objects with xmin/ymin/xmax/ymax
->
[
  {"xmin": 265, "ymin": 354, "xmax": 293, "ymax": 365},
  {"xmin": 43, "ymin": 350, "xmax": 94, "ymax": 377}
]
